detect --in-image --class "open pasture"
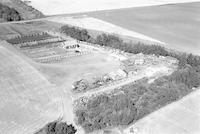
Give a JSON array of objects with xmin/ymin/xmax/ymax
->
[
  {"xmin": 87, "ymin": 2, "xmax": 200, "ymax": 55},
  {"xmin": 0, "ymin": 42, "xmax": 62, "ymax": 134}
]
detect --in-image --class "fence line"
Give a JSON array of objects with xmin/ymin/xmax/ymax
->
[{"xmin": 34, "ymin": 51, "xmax": 92, "ymax": 63}]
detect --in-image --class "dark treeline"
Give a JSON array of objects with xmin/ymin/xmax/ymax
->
[
  {"xmin": 46, "ymin": 121, "xmax": 77, "ymax": 134},
  {"xmin": 61, "ymin": 25, "xmax": 200, "ymax": 132},
  {"xmin": 60, "ymin": 25, "xmax": 91, "ymax": 42},
  {"xmin": 0, "ymin": 3, "xmax": 22, "ymax": 21}
]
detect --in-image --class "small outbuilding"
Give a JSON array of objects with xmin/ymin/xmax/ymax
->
[{"xmin": 108, "ymin": 69, "xmax": 127, "ymax": 80}]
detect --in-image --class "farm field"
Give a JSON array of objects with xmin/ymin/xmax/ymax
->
[
  {"xmin": 124, "ymin": 89, "xmax": 200, "ymax": 134},
  {"xmin": 86, "ymin": 2, "xmax": 200, "ymax": 55},
  {"xmin": 27, "ymin": 0, "xmax": 198, "ymax": 15},
  {"xmin": 47, "ymin": 16, "xmax": 163, "ymax": 44},
  {"xmin": 0, "ymin": 42, "xmax": 62, "ymax": 134}
]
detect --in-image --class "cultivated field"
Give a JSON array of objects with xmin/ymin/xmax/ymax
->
[
  {"xmin": 27, "ymin": 0, "xmax": 198, "ymax": 15},
  {"xmin": 86, "ymin": 2, "xmax": 200, "ymax": 55},
  {"xmin": 0, "ymin": 42, "xmax": 62, "ymax": 134}
]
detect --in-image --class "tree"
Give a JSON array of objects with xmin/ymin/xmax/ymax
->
[
  {"xmin": 60, "ymin": 25, "xmax": 91, "ymax": 41},
  {"xmin": 62, "ymin": 24, "xmax": 200, "ymax": 134},
  {"xmin": 0, "ymin": 3, "xmax": 22, "ymax": 21},
  {"xmin": 95, "ymin": 34, "xmax": 122, "ymax": 47},
  {"xmin": 46, "ymin": 122, "xmax": 77, "ymax": 134}
]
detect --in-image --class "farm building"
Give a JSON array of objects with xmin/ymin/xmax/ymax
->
[
  {"xmin": 72, "ymin": 79, "xmax": 89, "ymax": 92},
  {"xmin": 62, "ymin": 40, "xmax": 80, "ymax": 49},
  {"xmin": 108, "ymin": 69, "xmax": 127, "ymax": 80}
]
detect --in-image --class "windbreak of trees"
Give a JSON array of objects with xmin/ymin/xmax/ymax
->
[
  {"xmin": 61, "ymin": 25, "xmax": 200, "ymax": 132},
  {"xmin": 76, "ymin": 65, "xmax": 200, "ymax": 132},
  {"xmin": 94, "ymin": 34, "xmax": 200, "ymax": 68},
  {"xmin": 95, "ymin": 33, "xmax": 123, "ymax": 48},
  {"xmin": 60, "ymin": 25, "xmax": 91, "ymax": 42},
  {"xmin": 76, "ymin": 93, "xmax": 138, "ymax": 132},
  {"xmin": 0, "ymin": 3, "xmax": 22, "ymax": 21},
  {"xmin": 46, "ymin": 121, "xmax": 77, "ymax": 134}
]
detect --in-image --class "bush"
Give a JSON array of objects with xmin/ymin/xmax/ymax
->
[
  {"xmin": 0, "ymin": 3, "xmax": 22, "ymax": 21},
  {"xmin": 169, "ymin": 67, "xmax": 200, "ymax": 88},
  {"xmin": 60, "ymin": 25, "xmax": 91, "ymax": 42},
  {"xmin": 46, "ymin": 122, "xmax": 77, "ymax": 134},
  {"xmin": 95, "ymin": 34, "xmax": 123, "ymax": 48},
  {"xmin": 75, "ymin": 93, "xmax": 138, "ymax": 132}
]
